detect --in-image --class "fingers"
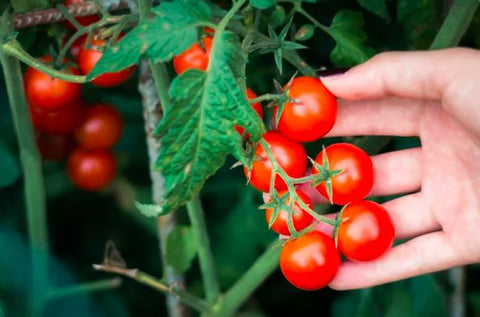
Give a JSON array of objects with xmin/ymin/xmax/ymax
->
[
  {"xmin": 320, "ymin": 48, "xmax": 478, "ymax": 101},
  {"xmin": 382, "ymin": 192, "xmax": 440, "ymax": 239},
  {"xmin": 326, "ymin": 98, "xmax": 431, "ymax": 137},
  {"xmin": 329, "ymin": 232, "xmax": 461, "ymax": 290},
  {"xmin": 370, "ymin": 148, "xmax": 422, "ymax": 196}
]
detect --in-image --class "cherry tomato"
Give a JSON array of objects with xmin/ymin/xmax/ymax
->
[
  {"xmin": 78, "ymin": 34, "xmax": 136, "ymax": 87},
  {"xmin": 75, "ymin": 103, "xmax": 123, "ymax": 149},
  {"xmin": 36, "ymin": 132, "xmax": 75, "ymax": 161},
  {"xmin": 24, "ymin": 57, "xmax": 82, "ymax": 111},
  {"xmin": 235, "ymin": 88, "xmax": 263, "ymax": 137},
  {"xmin": 30, "ymin": 102, "xmax": 84, "ymax": 134},
  {"xmin": 244, "ymin": 131, "xmax": 307, "ymax": 193},
  {"xmin": 63, "ymin": 0, "xmax": 100, "ymax": 29},
  {"xmin": 265, "ymin": 189, "xmax": 314, "ymax": 236},
  {"xmin": 313, "ymin": 143, "xmax": 373, "ymax": 205},
  {"xmin": 67, "ymin": 148, "xmax": 117, "ymax": 191},
  {"xmin": 280, "ymin": 231, "xmax": 340, "ymax": 290},
  {"xmin": 337, "ymin": 200, "xmax": 395, "ymax": 261},
  {"xmin": 173, "ymin": 36, "xmax": 213, "ymax": 75},
  {"xmin": 274, "ymin": 77, "xmax": 337, "ymax": 142}
]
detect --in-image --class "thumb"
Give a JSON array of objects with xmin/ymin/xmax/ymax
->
[{"xmin": 319, "ymin": 48, "xmax": 476, "ymax": 102}]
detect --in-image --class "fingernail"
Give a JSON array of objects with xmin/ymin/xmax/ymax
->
[{"xmin": 317, "ymin": 67, "xmax": 350, "ymax": 78}]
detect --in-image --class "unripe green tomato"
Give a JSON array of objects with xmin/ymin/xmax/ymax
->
[{"xmin": 295, "ymin": 24, "xmax": 315, "ymax": 41}]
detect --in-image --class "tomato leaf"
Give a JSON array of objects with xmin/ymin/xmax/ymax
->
[
  {"xmin": 328, "ymin": 10, "xmax": 376, "ymax": 67},
  {"xmin": 251, "ymin": 0, "xmax": 275, "ymax": 10},
  {"xmin": 152, "ymin": 32, "xmax": 265, "ymax": 215},
  {"xmin": 0, "ymin": 141, "xmax": 19, "ymax": 188},
  {"xmin": 87, "ymin": 0, "xmax": 211, "ymax": 80},
  {"xmin": 355, "ymin": 0, "xmax": 390, "ymax": 21},
  {"xmin": 166, "ymin": 225, "xmax": 197, "ymax": 274},
  {"xmin": 134, "ymin": 201, "xmax": 171, "ymax": 217}
]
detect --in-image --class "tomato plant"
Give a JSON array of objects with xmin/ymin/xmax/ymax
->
[
  {"xmin": 78, "ymin": 35, "xmax": 136, "ymax": 87},
  {"xmin": 63, "ymin": 0, "xmax": 100, "ymax": 29},
  {"xmin": 275, "ymin": 76, "xmax": 337, "ymax": 142},
  {"xmin": 235, "ymin": 88, "xmax": 263, "ymax": 137},
  {"xmin": 29, "ymin": 101, "xmax": 84, "ymax": 134},
  {"xmin": 337, "ymin": 200, "xmax": 395, "ymax": 261},
  {"xmin": 24, "ymin": 57, "xmax": 82, "ymax": 111},
  {"xmin": 313, "ymin": 143, "xmax": 374, "ymax": 205},
  {"xmin": 74, "ymin": 103, "xmax": 123, "ymax": 149},
  {"xmin": 173, "ymin": 36, "xmax": 213, "ymax": 75},
  {"xmin": 244, "ymin": 131, "xmax": 307, "ymax": 193},
  {"xmin": 265, "ymin": 189, "xmax": 314, "ymax": 236},
  {"xmin": 280, "ymin": 231, "xmax": 340, "ymax": 290},
  {"xmin": 67, "ymin": 148, "xmax": 117, "ymax": 191}
]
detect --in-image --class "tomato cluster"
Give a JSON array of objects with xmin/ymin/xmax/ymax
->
[
  {"xmin": 24, "ymin": 13, "xmax": 132, "ymax": 191},
  {"xmin": 233, "ymin": 75, "xmax": 396, "ymax": 291}
]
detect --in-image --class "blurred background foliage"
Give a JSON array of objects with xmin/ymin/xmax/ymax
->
[{"xmin": 1, "ymin": 0, "xmax": 480, "ymax": 316}]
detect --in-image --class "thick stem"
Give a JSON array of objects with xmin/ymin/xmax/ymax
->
[
  {"xmin": 430, "ymin": 0, "xmax": 479, "ymax": 49},
  {"xmin": 448, "ymin": 267, "xmax": 465, "ymax": 317},
  {"xmin": 212, "ymin": 241, "xmax": 281, "ymax": 316},
  {"xmin": 186, "ymin": 197, "xmax": 221, "ymax": 303},
  {"xmin": 48, "ymin": 278, "xmax": 122, "ymax": 299},
  {"xmin": 0, "ymin": 30, "xmax": 49, "ymax": 317}
]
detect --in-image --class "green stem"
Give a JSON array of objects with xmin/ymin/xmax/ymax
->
[
  {"xmin": 149, "ymin": 61, "xmax": 170, "ymax": 112},
  {"xmin": 2, "ymin": 40, "xmax": 87, "ymax": 83},
  {"xmin": 93, "ymin": 264, "xmax": 211, "ymax": 313},
  {"xmin": 430, "ymin": 0, "xmax": 479, "ymax": 49},
  {"xmin": 186, "ymin": 197, "xmax": 221, "ymax": 303},
  {"xmin": 48, "ymin": 278, "xmax": 122, "ymax": 299},
  {"xmin": 0, "ymin": 29, "xmax": 49, "ymax": 317},
  {"xmin": 212, "ymin": 241, "xmax": 281, "ymax": 316},
  {"xmin": 249, "ymin": 93, "xmax": 284, "ymax": 104},
  {"xmin": 217, "ymin": 0, "xmax": 247, "ymax": 32}
]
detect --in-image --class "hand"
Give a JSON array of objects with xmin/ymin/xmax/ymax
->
[{"xmin": 319, "ymin": 48, "xmax": 480, "ymax": 290}]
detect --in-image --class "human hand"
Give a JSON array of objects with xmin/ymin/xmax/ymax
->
[{"xmin": 318, "ymin": 48, "xmax": 480, "ymax": 290}]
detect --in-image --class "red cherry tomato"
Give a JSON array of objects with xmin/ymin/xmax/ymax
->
[
  {"xmin": 63, "ymin": 0, "xmax": 100, "ymax": 29},
  {"xmin": 75, "ymin": 103, "xmax": 123, "ymax": 149},
  {"xmin": 67, "ymin": 148, "xmax": 117, "ymax": 191},
  {"xmin": 244, "ymin": 131, "xmax": 307, "ymax": 193},
  {"xmin": 173, "ymin": 36, "xmax": 213, "ymax": 75},
  {"xmin": 63, "ymin": 34, "xmax": 87, "ymax": 60},
  {"xmin": 280, "ymin": 231, "xmax": 340, "ymax": 290},
  {"xmin": 36, "ymin": 132, "xmax": 75, "ymax": 161},
  {"xmin": 24, "ymin": 57, "xmax": 82, "ymax": 111},
  {"xmin": 337, "ymin": 200, "xmax": 395, "ymax": 261},
  {"xmin": 313, "ymin": 143, "xmax": 373, "ymax": 205},
  {"xmin": 274, "ymin": 77, "xmax": 337, "ymax": 142},
  {"xmin": 265, "ymin": 189, "xmax": 314, "ymax": 236},
  {"xmin": 235, "ymin": 88, "xmax": 263, "ymax": 137},
  {"xmin": 78, "ymin": 35, "xmax": 136, "ymax": 87},
  {"xmin": 30, "ymin": 102, "xmax": 84, "ymax": 134}
]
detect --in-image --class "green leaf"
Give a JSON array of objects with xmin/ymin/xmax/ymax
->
[
  {"xmin": 152, "ymin": 32, "xmax": 265, "ymax": 215},
  {"xmin": 134, "ymin": 201, "xmax": 172, "ymax": 217},
  {"xmin": 87, "ymin": 0, "xmax": 212, "ymax": 80},
  {"xmin": 328, "ymin": 10, "xmax": 376, "ymax": 67},
  {"xmin": 0, "ymin": 141, "xmax": 19, "ymax": 188},
  {"xmin": 356, "ymin": 0, "xmax": 390, "ymax": 21},
  {"xmin": 166, "ymin": 226, "xmax": 197, "ymax": 274},
  {"xmin": 397, "ymin": 0, "xmax": 441, "ymax": 49},
  {"xmin": 251, "ymin": 0, "xmax": 275, "ymax": 10}
]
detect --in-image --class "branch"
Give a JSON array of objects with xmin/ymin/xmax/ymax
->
[{"xmin": 48, "ymin": 278, "xmax": 122, "ymax": 299}]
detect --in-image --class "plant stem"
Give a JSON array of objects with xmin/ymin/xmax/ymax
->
[
  {"xmin": 2, "ymin": 40, "xmax": 87, "ymax": 83},
  {"xmin": 430, "ymin": 0, "xmax": 479, "ymax": 49},
  {"xmin": 93, "ymin": 264, "xmax": 211, "ymax": 313},
  {"xmin": 0, "ymin": 28, "xmax": 49, "ymax": 317},
  {"xmin": 212, "ymin": 241, "xmax": 281, "ymax": 316},
  {"xmin": 249, "ymin": 93, "xmax": 284, "ymax": 104},
  {"xmin": 48, "ymin": 278, "xmax": 122, "ymax": 299},
  {"xmin": 186, "ymin": 197, "xmax": 221, "ymax": 303}
]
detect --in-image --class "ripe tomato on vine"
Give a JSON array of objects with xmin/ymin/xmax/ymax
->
[{"xmin": 173, "ymin": 36, "xmax": 213, "ymax": 75}]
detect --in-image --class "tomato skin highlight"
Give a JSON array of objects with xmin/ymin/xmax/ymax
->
[
  {"xmin": 265, "ymin": 189, "xmax": 314, "ymax": 236},
  {"xmin": 245, "ymin": 131, "xmax": 307, "ymax": 193},
  {"xmin": 30, "ymin": 102, "xmax": 84, "ymax": 134},
  {"xmin": 75, "ymin": 103, "xmax": 123, "ymax": 149},
  {"xmin": 314, "ymin": 143, "xmax": 373, "ymax": 205},
  {"xmin": 24, "ymin": 57, "xmax": 82, "ymax": 111},
  {"xmin": 67, "ymin": 148, "xmax": 117, "ymax": 191},
  {"xmin": 275, "ymin": 77, "xmax": 337, "ymax": 142},
  {"xmin": 78, "ymin": 35, "xmax": 136, "ymax": 87},
  {"xmin": 337, "ymin": 200, "xmax": 395, "ymax": 261},
  {"xmin": 235, "ymin": 88, "xmax": 263, "ymax": 137},
  {"xmin": 280, "ymin": 231, "xmax": 340, "ymax": 290},
  {"xmin": 173, "ymin": 37, "xmax": 213, "ymax": 75}
]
